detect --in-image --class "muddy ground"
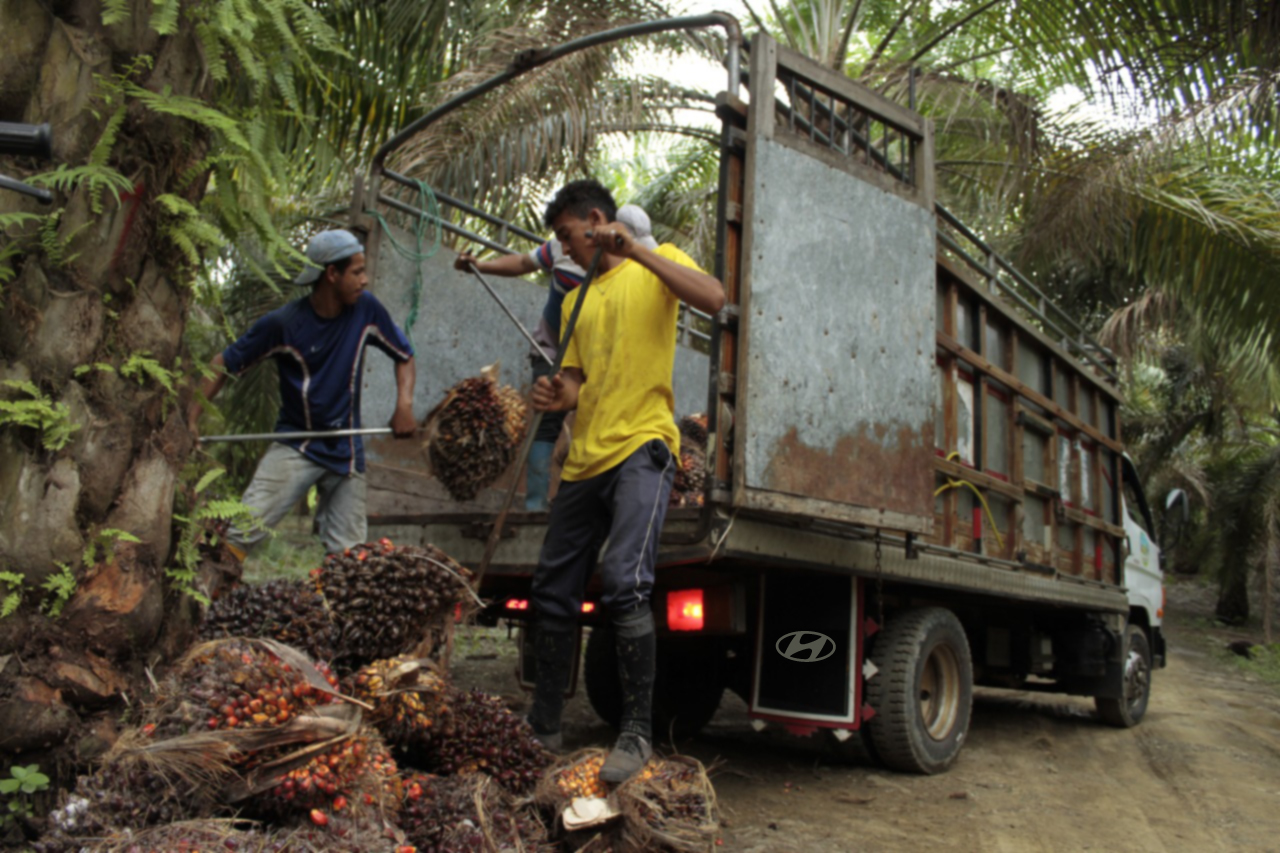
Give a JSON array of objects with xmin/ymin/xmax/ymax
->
[{"xmin": 451, "ymin": 580, "xmax": 1280, "ymax": 852}]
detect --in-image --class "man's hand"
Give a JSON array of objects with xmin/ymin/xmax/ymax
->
[
  {"xmin": 531, "ymin": 374, "xmax": 565, "ymax": 412},
  {"xmin": 532, "ymin": 369, "xmax": 582, "ymax": 413},
  {"xmin": 586, "ymin": 226, "xmax": 639, "ymax": 260},
  {"xmin": 390, "ymin": 402, "xmax": 417, "ymax": 438},
  {"xmin": 453, "ymin": 252, "xmax": 480, "ymax": 273}
]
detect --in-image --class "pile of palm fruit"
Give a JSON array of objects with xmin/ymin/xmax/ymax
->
[
  {"xmin": 423, "ymin": 363, "xmax": 529, "ymax": 501},
  {"xmin": 34, "ymin": 536, "xmax": 722, "ymax": 851},
  {"xmin": 199, "ymin": 539, "xmax": 473, "ymax": 669},
  {"xmin": 671, "ymin": 413, "xmax": 709, "ymax": 508}
]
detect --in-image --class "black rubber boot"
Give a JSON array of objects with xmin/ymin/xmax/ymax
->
[
  {"xmin": 601, "ymin": 605, "xmax": 656, "ymax": 783},
  {"xmin": 527, "ymin": 622, "xmax": 576, "ymax": 751}
]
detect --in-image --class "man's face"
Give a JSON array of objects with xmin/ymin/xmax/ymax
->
[
  {"xmin": 328, "ymin": 253, "xmax": 368, "ymax": 306},
  {"xmin": 551, "ymin": 208, "xmax": 607, "ymax": 270}
]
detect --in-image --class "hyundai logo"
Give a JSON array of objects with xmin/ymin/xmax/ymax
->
[{"xmin": 776, "ymin": 631, "xmax": 836, "ymax": 663}]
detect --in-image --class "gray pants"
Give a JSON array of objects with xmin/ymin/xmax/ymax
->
[
  {"xmin": 531, "ymin": 439, "xmax": 676, "ymax": 630},
  {"xmin": 226, "ymin": 442, "xmax": 367, "ymax": 555}
]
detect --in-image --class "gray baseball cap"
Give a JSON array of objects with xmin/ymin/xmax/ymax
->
[
  {"xmin": 617, "ymin": 204, "xmax": 659, "ymax": 250},
  {"xmin": 294, "ymin": 229, "xmax": 365, "ymax": 285}
]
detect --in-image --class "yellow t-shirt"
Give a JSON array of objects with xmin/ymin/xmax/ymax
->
[{"xmin": 560, "ymin": 244, "xmax": 698, "ymax": 481}]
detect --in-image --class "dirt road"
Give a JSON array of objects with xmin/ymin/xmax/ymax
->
[{"xmin": 455, "ymin": 590, "xmax": 1280, "ymax": 852}]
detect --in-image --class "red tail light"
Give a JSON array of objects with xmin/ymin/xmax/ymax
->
[
  {"xmin": 667, "ymin": 589, "xmax": 705, "ymax": 632},
  {"xmin": 505, "ymin": 599, "xmax": 594, "ymax": 613}
]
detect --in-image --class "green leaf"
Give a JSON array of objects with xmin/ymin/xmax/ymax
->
[
  {"xmin": 194, "ymin": 467, "xmax": 227, "ymax": 495},
  {"xmin": 0, "ymin": 779, "xmax": 19, "ymax": 795}
]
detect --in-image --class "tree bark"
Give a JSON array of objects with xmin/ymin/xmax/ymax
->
[{"xmin": 0, "ymin": 0, "xmax": 217, "ymax": 778}]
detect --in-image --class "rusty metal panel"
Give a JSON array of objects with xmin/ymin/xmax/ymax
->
[{"xmin": 736, "ymin": 136, "xmax": 936, "ymax": 533}]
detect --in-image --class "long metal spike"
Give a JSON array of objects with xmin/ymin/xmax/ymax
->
[{"xmin": 465, "ymin": 261, "xmax": 555, "ymax": 367}]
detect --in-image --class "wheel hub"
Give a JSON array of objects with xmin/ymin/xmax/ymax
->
[
  {"xmin": 920, "ymin": 642, "xmax": 961, "ymax": 740},
  {"xmin": 1123, "ymin": 647, "xmax": 1149, "ymax": 708}
]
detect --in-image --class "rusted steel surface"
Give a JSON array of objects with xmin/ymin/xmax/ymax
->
[
  {"xmin": 737, "ymin": 135, "xmax": 936, "ymax": 530},
  {"xmin": 761, "ymin": 423, "xmax": 933, "ymax": 517}
]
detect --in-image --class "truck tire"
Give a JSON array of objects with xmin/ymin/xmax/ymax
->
[
  {"xmin": 1095, "ymin": 624, "xmax": 1152, "ymax": 728},
  {"xmin": 865, "ymin": 607, "xmax": 973, "ymax": 774},
  {"xmin": 583, "ymin": 627, "xmax": 725, "ymax": 740}
]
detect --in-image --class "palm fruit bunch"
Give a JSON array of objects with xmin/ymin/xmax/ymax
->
[
  {"xmin": 313, "ymin": 539, "xmax": 473, "ymax": 667},
  {"xmin": 423, "ymin": 363, "xmax": 529, "ymax": 501},
  {"xmin": 616, "ymin": 756, "xmax": 718, "ymax": 852},
  {"xmin": 346, "ymin": 657, "xmax": 450, "ymax": 748},
  {"xmin": 257, "ymin": 728, "xmax": 403, "ymax": 820},
  {"xmin": 671, "ymin": 413, "xmax": 709, "ymax": 508},
  {"xmin": 417, "ymin": 688, "xmax": 552, "ymax": 795},
  {"xmin": 146, "ymin": 639, "xmax": 341, "ymax": 740},
  {"xmin": 198, "ymin": 578, "xmax": 337, "ymax": 662},
  {"xmin": 37, "ymin": 759, "xmax": 208, "ymax": 851},
  {"xmin": 399, "ymin": 773, "xmax": 544, "ymax": 853},
  {"xmin": 554, "ymin": 751, "xmax": 609, "ymax": 800}
]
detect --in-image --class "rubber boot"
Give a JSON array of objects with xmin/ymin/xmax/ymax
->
[
  {"xmin": 600, "ymin": 605, "xmax": 656, "ymax": 783},
  {"xmin": 527, "ymin": 622, "xmax": 576, "ymax": 751},
  {"xmin": 525, "ymin": 441, "xmax": 554, "ymax": 511}
]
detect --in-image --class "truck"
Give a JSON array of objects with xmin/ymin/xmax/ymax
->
[{"xmin": 348, "ymin": 16, "xmax": 1170, "ymax": 774}]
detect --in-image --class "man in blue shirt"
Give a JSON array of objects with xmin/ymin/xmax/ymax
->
[{"xmin": 188, "ymin": 229, "xmax": 418, "ymax": 557}]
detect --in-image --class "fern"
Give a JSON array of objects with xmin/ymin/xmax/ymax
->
[
  {"xmin": 89, "ymin": 106, "xmax": 128, "ymax": 168},
  {"xmin": 82, "ymin": 528, "xmax": 142, "ymax": 567},
  {"xmin": 73, "ymin": 362, "xmax": 118, "ymax": 377},
  {"xmin": 151, "ymin": 0, "xmax": 182, "ymax": 35},
  {"xmin": 29, "ymin": 164, "xmax": 133, "ymax": 216},
  {"xmin": 168, "ymin": 463, "xmax": 260, "ymax": 606},
  {"xmin": 123, "ymin": 84, "xmax": 251, "ymax": 149},
  {"xmin": 120, "ymin": 352, "xmax": 178, "ymax": 395},
  {"xmin": 194, "ymin": 467, "xmax": 226, "ymax": 494},
  {"xmin": 100, "ymin": 0, "xmax": 130, "ymax": 25},
  {"xmin": 197, "ymin": 498, "xmax": 259, "ymax": 522},
  {"xmin": 0, "ymin": 572, "xmax": 23, "ymax": 619},
  {"xmin": 0, "ymin": 380, "xmax": 80, "ymax": 451},
  {"xmin": 0, "ymin": 213, "xmax": 41, "ymax": 231},
  {"xmin": 41, "ymin": 564, "xmax": 77, "ymax": 617}
]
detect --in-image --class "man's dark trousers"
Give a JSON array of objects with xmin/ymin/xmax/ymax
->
[{"xmin": 528, "ymin": 438, "xmax": 676, "ymax": 738}]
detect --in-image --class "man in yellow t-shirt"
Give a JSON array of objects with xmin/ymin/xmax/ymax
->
[{"xmin": 526, "ymin": 179, "xmax": 725, "ymax": 783}]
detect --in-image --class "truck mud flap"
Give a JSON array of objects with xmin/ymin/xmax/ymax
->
[{"xmin": 752, "ymin": 570, "xmax": 861, "ymax": 724}]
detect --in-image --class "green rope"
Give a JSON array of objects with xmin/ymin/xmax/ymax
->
[{"xmin": 365, "ymin": 178, "xmax": 442, "ymax": 339}]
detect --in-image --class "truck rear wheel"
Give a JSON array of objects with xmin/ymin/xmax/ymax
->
[
  {"xmin": 866, "ymin": 607, "xmax": 973, "ymax": 774},
  {"xmin": 1095, "ymin": 624, "xmax": 1152, "ymax": 728},
  {"xmin": 583, "ymin": 627, "xmax": 725, "ymax": 740}
]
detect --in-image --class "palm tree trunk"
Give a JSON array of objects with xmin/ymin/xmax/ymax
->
[{"xmin": 0, "ymin": 0, "xmax": 216, "ymax": 783}]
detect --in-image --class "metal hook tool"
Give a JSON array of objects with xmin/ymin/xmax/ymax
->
[{"xmin": 465, "ymin": 262, "xmax": 554, "ymax": 368}]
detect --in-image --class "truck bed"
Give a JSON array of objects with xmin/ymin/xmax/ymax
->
[{"xmin": 368, "ymin": 506, "xmax": 1128, "ymax": 614}]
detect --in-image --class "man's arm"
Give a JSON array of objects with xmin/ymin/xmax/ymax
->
[
  {"xmin": 391, "ymin": 357, "xmax": 417, "ymax": 437},
  {"xmin": 588, "ymin": 228, "xmax": 726, "ymax": 315},
  {"xmin": 531, "ymin": 367, "xmax": 584, "ymax": 413},
  {"xmin": 454, "ymin": 251, "xmax": 538, "ymax": 277},
  {"xmin": 187, "ymin": 353, "xmax": 228, "ymax": 437}
]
